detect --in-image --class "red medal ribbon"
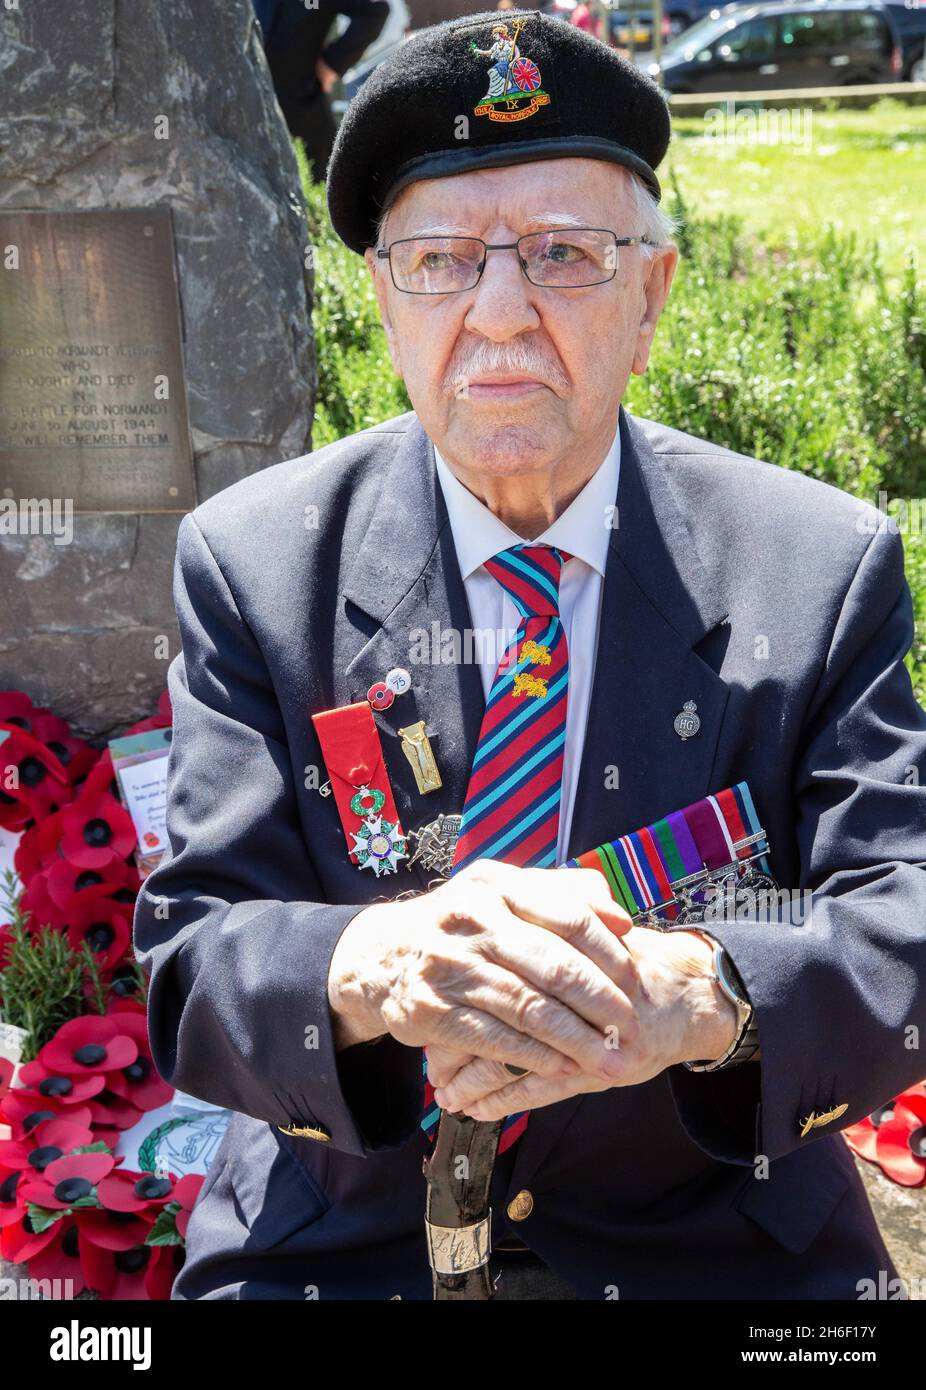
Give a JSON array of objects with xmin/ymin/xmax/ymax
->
[{"xmin": 311, "ymin": 701, "xmax": 405, "ymax": 863}]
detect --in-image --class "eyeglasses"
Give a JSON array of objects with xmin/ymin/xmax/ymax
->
[{"xmin": 376, "ymin": 229, "xmax": 653, "ymax": 295}]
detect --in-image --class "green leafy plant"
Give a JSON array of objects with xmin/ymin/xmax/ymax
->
[{"xmin": 0, "ymin": 869, "xmax": 145, "ymax": 1061}]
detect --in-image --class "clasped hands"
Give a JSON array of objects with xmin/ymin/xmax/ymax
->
[{"xmin": 328, "ymin": 860, "xmax": 738, "ymax": 1120}]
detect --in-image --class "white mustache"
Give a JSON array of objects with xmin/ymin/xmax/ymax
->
[{"xmin": 445, "ymin": 342, "xmax": 570, "ymax": 396}]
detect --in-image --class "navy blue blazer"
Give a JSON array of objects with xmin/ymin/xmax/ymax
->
[{"xmin": 133, "ymin": 406, "xmax": 926, "ymax": 1299}]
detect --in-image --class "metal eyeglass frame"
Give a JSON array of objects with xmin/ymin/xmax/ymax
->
[{"xmin": 375, "ymin": 229, "xmax": 655, "ymax": 294}]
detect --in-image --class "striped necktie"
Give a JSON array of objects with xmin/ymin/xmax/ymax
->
[{"xmin": 421, "ymin": 542, "xmax": 571, "ymax": 1153}]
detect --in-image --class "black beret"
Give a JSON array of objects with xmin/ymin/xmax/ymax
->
[{"xmin": 326, "ymin": 8, "xmax": 671, "ymax": 255}]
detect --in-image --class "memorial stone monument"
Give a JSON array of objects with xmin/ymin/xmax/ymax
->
[{"xmin": 0, "ymin": 0, "xmax": 315, "ymax": 737}]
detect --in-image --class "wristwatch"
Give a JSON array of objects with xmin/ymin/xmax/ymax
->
[{"xmin": 682, "ymin": 930, "xmax": 760, "ymax": 1072}]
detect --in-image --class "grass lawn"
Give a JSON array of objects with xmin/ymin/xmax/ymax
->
[{"xmin": 667, "ymin": 99, "xmax": 926, "ymax": 278}]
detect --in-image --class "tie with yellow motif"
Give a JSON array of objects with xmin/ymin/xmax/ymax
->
[{"xmin": 421, "ymin": 541, "xmax": 571, "ymax": 1152}]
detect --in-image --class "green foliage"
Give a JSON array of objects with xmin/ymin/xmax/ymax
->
[
  {"xmin": 147, "ymin": 1201, "xmax": 184, "ymax": 1247},
  {"xmin": 26, "ymin": 1203, "xmax": 66, "ymax": 1235},
  {"xmin": 0, "ymin": 869, "xmax": 125, "ymax": 1061},
  {"xmin": 666, "ymin": 102, "xmax": 926, "ymax": 278},
  {"xmin": 303, "ymin": 175, "xmax": 410, "ymax": 449},
  {"xmin": 300, "ymin": 163, "xmax": 925, "ymax": 703},
  {"xmin": 631, "ymin": 175, "xmax": 925, "ymax": 502}
]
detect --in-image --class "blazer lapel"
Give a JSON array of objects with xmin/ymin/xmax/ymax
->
[{"xmin": 340, "ymin": 417, "xmax": 484, "ymax": 891}]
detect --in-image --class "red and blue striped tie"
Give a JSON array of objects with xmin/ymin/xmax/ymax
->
[{"xmin": 421, "ymin": 542, "xmax": 571, "ymax": 1153}]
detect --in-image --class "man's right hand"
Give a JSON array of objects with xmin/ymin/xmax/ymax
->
[{"xmin": 327, "ymin": 860, "xmax": 638, "ymax": 1082}]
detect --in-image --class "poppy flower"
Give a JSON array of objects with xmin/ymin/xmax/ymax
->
[
  {"xmin": 0, "ymin": 1055, "xmax": 13, "ymax": 1109},
  {"xmin": 89, "ymin": 1125, "xmax": 122, "ymax": 1152},
  {"xmin": 14, "ymin": 1057, "xmax": 106, "ymax": 1108},
  {"xmin": 843, "ymin": 1083, "xmax": 926, "ymax": 1186},
  {"xmin": 13, "ymin": 811, "xmax": 68, "ymax": 885},
  {"xmin": 18, "ymin": 1149, "xmax": 116, "ymax": 1209},
  {"xmin": 20, "ymin": 1214, "xmax": 89, "ymax": 1296},
  {"xmin": 18, "ymin": 872, "xmax": 69, "ymax": 933},
  {"xmin": 85, "ymin": 1088, "xmax": 143, "ymax": 1133},
  {"xmin": 80, "ymin": 1232, "xmax": 161, "ymax": 1299},
  {"xmin": 0, "ymin": 725, "xmax": 70, "ymax": 829},
  {"xmin": 0, "ymin": 1095, "xmax": 93, "ymax": 1145},
  {"xmin": 29, "ymin": 714, "xmax": 99, "ymax": 790},
  {"xmin": 60, "ymin": 793, "xmax": 137, "ymax": 870},
  {"xmin": 40, "ymin": 1016, "xmax": 138, "ymax": 1076},
  {"xmin": 0, "ymin": 691, "xmax": 38, "ymax": 733},
  {"xmin": 143, "ymin": 1243, "xmax": 185, "ymax": 1300},
  {"xmin": 65, "ymin": 895, "xmax": 132, "ymax": 973},
  {"xmin": 173, "ymin": 1173, "xmax": 204, "ymax": 1240},
  {"xmin": 107, "ymin": 1050, "xmax": 173, "ymax": 1114},
  {"xmin": 78, "ymin": 1203, "xmax": 154, "ymax": 1252},
  {"xmin": 0, "ymin": 1156, "xmax": 24, "ymax": 1230},
  {"xmin": 108, "ymin": 965, "xmax": 144, "ymax": 1001},
  {"xmin": 0, "ymin": 1113, "xmax": 95, "ymax": 1177},
  {"xmin": 98, "ymin": 1168, "xmax": 179, "ymax": 1215},
  {"xmin": 107, "ymin": 998, "xmax": 148, "ymax": 1018},
  {"xmin": 44, "ymin": 855, "xmax": 134, "ymax": 917},
  {"xmin": 55, "ymin": 884, "xmax": 137, "ymax": 950},
  {"xmin": 72, "ymin": 747, "xmax": 121, "ymax": 804},
  {"xmin": 103, "ymin": 1013, "xmax": 173, "ymax": 1112},
  {"xmin": 2, "ymin": 1206, "xmax": 74, "ymax": 1265}
]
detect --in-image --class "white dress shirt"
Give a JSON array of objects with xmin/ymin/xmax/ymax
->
[{"xmin": 432, "ymin": 426, "xmax": 620, "ymax": 865}]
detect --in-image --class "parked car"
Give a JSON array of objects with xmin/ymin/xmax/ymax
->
[
  {"xmin": 883, "ymin": 0, "xmax": 926, "ymax": 80},
  {"xmin": 647, "ymin": 0, "xmax": 903, "ymax": 91},
  {"xmin": 664, "ymin": 0, "xmax": 745, "ymax": 32}
]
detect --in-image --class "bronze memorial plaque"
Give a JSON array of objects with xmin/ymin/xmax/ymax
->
[{"xmin": 0, "ymin": 207, "xmax": 196, "ymax": 513}]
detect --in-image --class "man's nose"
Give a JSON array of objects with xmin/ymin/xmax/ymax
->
[{"xmin": 463, "ymin": 245, "xmax": 541, "ymax": 341}]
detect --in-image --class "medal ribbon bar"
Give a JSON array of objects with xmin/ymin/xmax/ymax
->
[{"xmin": 564, "ymin": 780, "xmax": 777, "ymax": 926}]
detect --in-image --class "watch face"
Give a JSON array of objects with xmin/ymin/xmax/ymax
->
[{"xmin": 717, "ymin": 948, "xmax": 748, "ymax": 1006}]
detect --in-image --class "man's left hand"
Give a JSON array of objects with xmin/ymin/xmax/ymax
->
[{"xmin": 427, "ymin": 927, "xmax": 739, "ymax": 1120}]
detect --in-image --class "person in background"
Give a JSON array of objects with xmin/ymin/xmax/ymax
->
[
  {"xmin": 570, "ymin": 1, "xmax": 605, "ymax": 41},
  {"xmin": 255, "ymin": 0, "xmax": 391, "ymax": 183}
]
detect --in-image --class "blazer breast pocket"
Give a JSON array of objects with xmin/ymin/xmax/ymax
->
[
  {"xmin": 732, "ymin": 1139, "xmax": 852, "ymax": 1255},
  {"xmin": 227, "ymin": 1123, "xmax": 332, "ymax": 1251}
]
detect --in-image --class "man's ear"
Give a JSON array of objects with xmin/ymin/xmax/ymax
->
[
  {"xmin": 631, "ymin": 244, "xmax": 679, "ymax": 377},
  {"xmin": 364, "ymin": 246, "xmax": 403, "ymax": 378}
]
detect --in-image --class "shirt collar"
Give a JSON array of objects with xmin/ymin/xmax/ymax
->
[{"xmin": 433, "ymin": 422, "xmax": 620, "ymax": 582}]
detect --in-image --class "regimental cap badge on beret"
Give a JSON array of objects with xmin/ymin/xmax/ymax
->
[
  {"xmin": 327, "ymin": 7, "xmax": 671, "ymax": 257},
  {"xmin": 466, "ymin": 14, "xmax": 553, "ymax": 126}
]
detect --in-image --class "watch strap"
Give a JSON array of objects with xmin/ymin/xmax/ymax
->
[{"xmin": 683, "ymin": 935, "xmax": 759, "ymax": 1072}]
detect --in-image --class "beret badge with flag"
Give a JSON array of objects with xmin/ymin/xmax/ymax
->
[
  {"xmin": 469, "ymin": 15, "xmax": 551, "ymax": 125},
  {"xmin": 326, "ymin": 7, "xmax": 672, "ymax": 256}
]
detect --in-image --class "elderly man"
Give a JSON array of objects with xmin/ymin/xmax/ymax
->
[{"xmin": 135, "ymin": 9, "xmax": 926, "ymax": 1301}]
